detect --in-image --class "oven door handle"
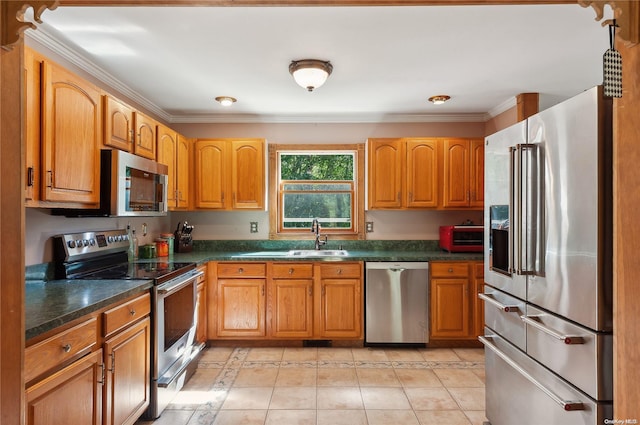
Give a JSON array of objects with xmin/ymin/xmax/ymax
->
[{"xmin": 157, "ymin": 271, "xmax": 203, "ymax": 296}]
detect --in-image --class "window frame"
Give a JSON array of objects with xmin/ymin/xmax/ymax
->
[{"xmin": 269, "ymin": 143, "xmax": 365, "ymax": 240}]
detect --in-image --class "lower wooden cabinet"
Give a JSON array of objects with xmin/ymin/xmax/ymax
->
[
  {"xmin": 25, "ymin": 293, "xmax": 151, "ymax": 425},
  {"xmin": 195, "ymin": 265, "xmax": 208, "ymax": 345},
  {"xmin": 429, "ymin": 260, "xmax": 484, "ymax": 340},
  {"xmin": 210, "ymin": 261, "xmax": 364, "ymax": 340},
  {"xmin": 26, "ymin": 349, "xmax": 104, "ymax": 425}
]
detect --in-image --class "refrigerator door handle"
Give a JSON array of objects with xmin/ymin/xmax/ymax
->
[
  {"xmin": 514, "ymin": 143, "xmax": 538, "ymax": 276},
  {"xmin": 520, "ymin": 315, "xmax": 585, "ymax": 345},
  {"xmin": 478, "ymin": 293, "xmax": 520, "ymax": 313},
  {"xmin": 479, "ymin": 335, "xmax": 585, "ymax": 411}
]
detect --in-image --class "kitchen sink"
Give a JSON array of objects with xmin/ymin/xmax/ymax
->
[{"xmin": 287, "ymin": 249, "xmax": 349, "ymax": 257}]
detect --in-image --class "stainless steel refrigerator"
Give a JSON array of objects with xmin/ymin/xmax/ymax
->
[{"xmin": 481, "ymin": 86, "xmax": 613, "ymax": 425}]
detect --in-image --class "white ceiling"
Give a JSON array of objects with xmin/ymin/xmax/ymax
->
[{"xmin": 28, "ymin": 3, "xmax": 613, "ymax": 124}]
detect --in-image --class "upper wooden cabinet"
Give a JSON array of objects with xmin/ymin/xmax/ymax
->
[
  {"xmin": 157, "ymin": 125, "xmax": 189, "ymax": 210},
  {"xmin": 441, "ymin": 138, "xmax": 484, "ymax": 209},
  {"xmin": 24, "ymin": 46, "xmax": 43, "ymax": 205},
  {"xmin": 41, "ymin": 59, "xmax": 102, "ymax": 206},
  {"xmin": 133, "ymin": 112, "xmax": 157, "ymax": 160},
  {"xmin": 103, "ymin": 95, "xmax": 134, "ymax": 152},
  {"xmin": 367, "ymin": 138, "xmax": 438, "ymax": 209},
  {"xmin": 194, "ymin": 139, "xmax": 265, "ymax": 210}
]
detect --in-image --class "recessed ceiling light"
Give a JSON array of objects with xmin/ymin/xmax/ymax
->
[
  {"xmin": 428, "ymin": 95, "xmax": 451, "ymax": 105},
  {"xmin": 215, "ymin": 96, "xmax": 237, "ymax": 107}
]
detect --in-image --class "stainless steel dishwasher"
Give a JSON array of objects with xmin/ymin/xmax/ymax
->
[{"xmin": 365, "ymin": 262, "xmax": 429, "ymax": 345}]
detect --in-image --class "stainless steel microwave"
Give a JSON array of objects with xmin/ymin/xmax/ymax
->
[{"xmin": 54, "ymin": 149, "xmax": 168, "ymax": 217}]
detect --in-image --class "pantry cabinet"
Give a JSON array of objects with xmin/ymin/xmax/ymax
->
[
  {"xmin": 216, "ymin": 263, "xmax": 267, "ymax": 337},
  {"xmin": 367, "ymin": 138, "xmax": 439, "ymax": 209},
  {"xmin": 41, "ymin": 59, "xmax": 102, "ymax": 206},
  {"xmin": 441, "ymin": 138, "xmax": 484, "ymax": 209},
  {"xmin": 429, "ymin": 260, "xmax": 483, "ymax": 340},
  {"xmin": 157, "ymin": 125, "xmax": 190, "ymax": 210},
  {"xmin": 194, "ymin": 139, "xmax": 265, "ymax": 210}
]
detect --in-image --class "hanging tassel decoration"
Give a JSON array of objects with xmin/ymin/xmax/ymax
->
[{"xmin": 603, "ymin": 19, "xmax": 622, "ymax": 98}]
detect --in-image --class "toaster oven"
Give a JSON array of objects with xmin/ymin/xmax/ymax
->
[{"xmin": 439, "ymin": 225, "xmax": 484, "ymax": 252}]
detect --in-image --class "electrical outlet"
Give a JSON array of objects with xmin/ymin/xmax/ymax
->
[
  {"xmin": 366, "ymin": 221, "xmax": 374, "ymax": 233},
  {"xmin": 250, "ymin": 222, "xmax": 259, "ymax": 233}
]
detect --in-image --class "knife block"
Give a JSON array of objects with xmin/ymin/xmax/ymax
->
[{"xmin": 174, "ymin": 230, "xmax": 193, "ymax": 253}]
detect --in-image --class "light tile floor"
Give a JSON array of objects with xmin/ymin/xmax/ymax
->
[{"xmin": 135, "ymin": 346, "xmax": 487, "ymax": 425}]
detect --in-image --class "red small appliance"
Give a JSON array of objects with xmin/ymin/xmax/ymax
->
[{"xmin": 439, "ymin": 224, "xmax": 484, "ymax": 253}]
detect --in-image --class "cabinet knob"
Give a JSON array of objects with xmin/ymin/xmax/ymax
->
[
  {"xmin": 289, "ymin": 268, "xmax": 294, "ymax": 275},
  {"xmin": 337, "ymin": 269, "xmax": 343, "ymax": 275},
  {"xmin": 129, "ymin": 309, "xmax": 136, "ymax": 316},
  {"xmin": 238, "ymin": 267, "xmax": 244, "ymax": 274},
  {"xmin": 448, "ymin": 268, "xmax": 453, "ymax": 273},
  {"xmin": 62, "ymin": 344, "xmax": 72, "ymax": 353}
]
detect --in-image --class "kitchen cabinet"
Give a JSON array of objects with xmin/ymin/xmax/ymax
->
[
  {"xmin": 268, "ymin": 263, "xmax": 315, "ymax": 338},
  {"xmin": 441, "ymin": 138, "xmax": 484, "ymax": 209},
  {"xmin": 194, "ymin": 139, "xmax": 265, "ymax": 210},
  {"xmin": 41, "ymin": 58, "xmax": 102, "ymax": 206},
  {"xmin": 216, "ymin": 263, "xmax": 267, "ymax": 337},
  {"xmin": 472, "ymin": 261, "xmax": 485, "ymax": 339},
  {"xmin": 195, "ymin": 265, "xmax": 208, "ymax": 345},
  {"xmin": 24, "ymin": 46, "xmax": 43, "ymax": 205},
  {"xmin": 367, "ymin": 138, "xmax": 438, "ymax": 209},
  {"xmin": 103, "ymin": 95, "xmax": 134, "ymax": 152},
  {"xmin": 157, "ymin": 124, "xmax": 190, "ymax": 210},
  {"xmin": 317, "ymin": 262, "xmax": 363, "ymax": 339},
  {"xmin": 25, "ymin": 349, "xmax": 104, "ymax": 425},
  {"xmin": 24, "ymin": 293, "xmax": 152, "ymax": 425},
  {"xmin": 133, "ymin": 111, "xmax": 157, "ymax": 160},
  {"xmin": 102, "ymin": 293, "xmax": 151, "ymax": 425},
  {"xmin": 429, "ymin": 260, "xmax": 483, "ymax": 340}
]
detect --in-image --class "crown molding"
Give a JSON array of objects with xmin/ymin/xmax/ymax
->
[
  {"xmin": 25, "ymin": 28, "xmax": 172, "ymax": 122},
  {"xmin": 484, "ymin": 96, "xmax": 517, "ymax": 120}
]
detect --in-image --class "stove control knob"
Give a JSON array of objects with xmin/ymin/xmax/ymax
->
[
  {"xmin": 117, "ymin": 235, "xmax": 123, "ymax": 242},
  {"xmin": 68, "ymin": 240, "xmax": 76, "ymax": 249},
  {"xmin": 83, "ymin": 239, "xmax": 90, "ymax": 247},
  {"xmin": 123, "ymin": 234, "xmax": 129, "ymax": 241},
  {"xmin": 89, "ymin": 239, "xmax": 96, "ymax": 246},
  {"xmin": 107, "ymin": 236, "xmax": 114, "ymax": 243},
  {"xmin": 76, "ymin": 239, "xmax": 83, "ymax": 248}
]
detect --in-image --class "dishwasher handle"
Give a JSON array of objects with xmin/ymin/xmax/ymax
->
[{"xmin": 389, "ymin": 267, "xmax": 406, "ymax": 273}]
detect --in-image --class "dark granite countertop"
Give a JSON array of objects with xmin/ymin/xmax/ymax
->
[
  {"xmin": 25, "ymin": 239, "xmax": 483, "ymax": 341},
  {"xmin": 25, "ymin": 279, "xmax": 153, "ymax": 341}
]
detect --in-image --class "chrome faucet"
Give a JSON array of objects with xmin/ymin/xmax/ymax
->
[{"xmin": 311, "ymin": 218, "xmax": 328, "ymax": 250}]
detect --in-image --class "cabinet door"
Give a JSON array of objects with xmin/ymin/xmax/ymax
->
[
  {"xmin": 133, "ymin": 112, "xmax": 156, "ymax": 160},
  {"xmin": 103, "ymin": 95, "xmax": 134, "ymax": 152},
  {"xmin": 194, "ymin": 139, "xmax": 227, "ymax": 209},
  {"xmin": 472, "ymin": 261, "xmax": 485, "ymax": 338},
  {"xmin": 270, "ymin": 279, "xmax": 314, "ymax": 338},
  {"xmin": 25, "ymin": 349, "xmax": 103, "ymax": 425},
  {"xmin": 195, "ymin": 265, "xmax": 208, "ymax": 345},
  {"xmin": 104, "ymin": 318, "xmax": 150, "ymax": 425},
  {"xmin": 442, "ymin": 139, "xmax": 471, "ymax": 208},
  {"xmin": 41, "ymin": 61, "xmax": 101, "ymax": 205},
  {"xmin": 230, "ymin": 139, "xmax": 264, "ymax": 209},
  {"xmin": 319, "ymin": 278, "xmax": 362, "ymax": 338},
  {"xmin": 368, "ymin": 139, "xmax": 403, "ymax": 209},
  {"xmin": 430, "ymin": 277, "xmax": 471, "ymax": 339},
  {"xmin": 469, "ymin": 139, "xmax": 485, "ymax": 208},
  {"xmin": 157, "ymin": 125, "xmax": 177, "ymax": 208},
  {"xmin": 24, "ymin": 47, "xmax": 42, "ymax": 204},
  {"xmin": 176, "ymin": 134, "xmax": 190, "ymax": 209},
  {"xmin": 217, "ymin": 279, "xmax": 266, "ymax": 337},
  {"xmin": 406, "ymin": 139, "xmax": 438, "ymax": 208}
]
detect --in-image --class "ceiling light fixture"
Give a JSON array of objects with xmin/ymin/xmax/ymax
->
[
  {"xmin": 215, "ymin": 96, "xmax": 237, "ymax": 107},
  {"xmin": 289, "ymin": 59, "xmax": 333, "ymax": 92},
  {"xmin": 428, "ymin": 95, "xmax": 451, "ymax": 105}
]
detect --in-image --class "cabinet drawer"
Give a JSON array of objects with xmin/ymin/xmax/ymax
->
[
  {"xmin": 430, "ymin": 262, "xmax": 469, "ymax": 278},
  {"xmin": 272, "ymin": 263, "xmax": 313, "ymax": 279},
  {"xmin": 103, "ymin": 293, "xmax": 151, "ymax": 338},
  {"xmin": 218, "ymin": 262, "xmax": 266, "ymax": 278},
  {"xmin": 196, "ymin": 265, "xmax": 207, "ymax": 284},
  {"xmin": 25, "ymin": 317, "xmax": 98, "ymax": 383},
  {"xmin": 473, "ymin": 261, "xmax": 484, "ymax": 277},
  {"xmin": 319, "ymin": 263, "xmax": 361, "ymax": 278}
]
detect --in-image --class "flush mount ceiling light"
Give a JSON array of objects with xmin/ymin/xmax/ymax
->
[
  {"xmin": 428, "ymin": 95, "xmax": 451, "ymax": 105},
  {"xmin": 215, "ymin": 96, "xmax": 237, "ymax": 107},
  {"xmin": 289, "ymin": 59, "xmax": 333, "ymax": 92}
]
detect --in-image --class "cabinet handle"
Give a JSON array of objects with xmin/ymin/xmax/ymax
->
[
  {"xmin": 130, "ymin": 129, "xmax": 135, "ymax": 143},
  {"xmin": 308, "ymin": 286, "xmax": 312, "ymax": 296},
  {"xmin": 337, "ymin": 269, "xmax": 342, "ymax": 275},
  {"xmin": 97, "ymin": 363, "xmax": 105, "ymax": 385},
  {"xmin": 129, "ymin": 309, "xmax": 136, "ymax": 316},
  {"xmin": 289, "ymin": 268, "xmax": 294, "ymax": 275},
  {"xmin": 221, "ymin": 192, "xmax": 225, "ymax": 203},
  {"xmin": 261, "ymin": 285, "xmax": 265, "ymax": 296},
  {"xmin": 238, "ymin": 267, "xmax": 244, "ymax": 274},
  {"xmin": 62, "ymin": 343, "xmax": 72, "ymax": 353},
  {"xmin": 322, "ymin": 285, "xmax": 326, "ymax": 296},
  {"xmin": 397, "ymin": 192, "xmax": 401, "ymax": 203},
  {"xmin": 46, "ymin": 170, "xmax": 53, "ymax": 187},
  {"xmin": 448, "ymin": 268, "xmax": 453, "ymax": 273},
  {"xmin": 27, "ymin": 167, "xmax": 34, "ymax": 187},
  {"xmin": 108, "ymin": 352, "xmax": 116, "ymax": 373}
]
